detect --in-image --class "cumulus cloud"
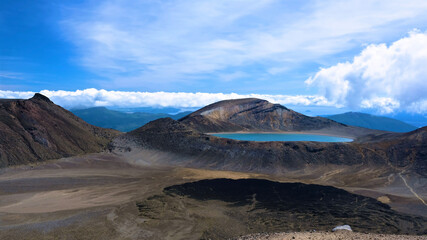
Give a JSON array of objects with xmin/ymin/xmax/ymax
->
[
  {"xmin": 306, "ymin": 30, "xmax": 427, "ymax": 114},
  {"xmin": 0, "ymin": 89, "xmax": 332, "ymax": 109}
]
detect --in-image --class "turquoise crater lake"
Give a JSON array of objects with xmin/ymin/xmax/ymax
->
[{"xmin": 211, "ymin": 133, "xmax": 353, "ymax": 142}]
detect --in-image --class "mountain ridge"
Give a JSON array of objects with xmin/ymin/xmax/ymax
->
[
  {"xmin": 180, "ymin": 98, "xmax": 381, "ymax": 138},
  {"xmin": 111, "ymin": 98, "xmax": 427, "ymax": 177},
  {"xmin": 0, "ymin": 94, "xmax": 120, "ymax": 167},
  {"xmin": 71, "ymin": 106, "xmax": 191, "ymax": 132},
  {"xmin": 323, "ymin": 112, "xmax": 418, "ymax": 132}
]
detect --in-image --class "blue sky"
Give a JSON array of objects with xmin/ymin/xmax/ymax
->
[{"xmin": 1, "ymin": 0, "xmax": 427, "ymax": 114}]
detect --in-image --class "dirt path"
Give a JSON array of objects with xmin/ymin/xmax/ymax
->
[{"xmin": 399, "ymin": 172, "xmax": 427, "ymax": 206}]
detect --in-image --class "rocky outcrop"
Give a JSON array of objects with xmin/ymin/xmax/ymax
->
[
  {"xmin": 0, "ymin": 94, "xmax": 120, "ymax": 167},
  {"xmin": 161, "ymin": 179, "xmax": 426, "ymax": 235}
]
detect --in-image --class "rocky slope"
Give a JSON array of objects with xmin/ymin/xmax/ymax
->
[
  {"xmin": 112, "ymin": 99, "xmax": 426, "ymax": 177},
  {"xmin": 180, "ymin": 98, "xmax": 379, "ymax": 138},
  {"xmin": 0, "ymin": 94, "xmax": 120, "ymax": 167}
]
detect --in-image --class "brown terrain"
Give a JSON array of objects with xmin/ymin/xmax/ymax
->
[
  {"xmin": 0, "ymin": 95, "xmax": 426, "ymax": 239},
  {"xmin": 0, "ymin": 153, "xmax": 425, "ymax": 240},
  {"xmin": 0, "ymin": 94, "xmax": 119, "ymax": 167}
]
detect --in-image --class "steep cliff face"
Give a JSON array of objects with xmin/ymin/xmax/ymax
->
[
  {"xmin": 0, "ymin": 94, "xmax": 120, "ymax": 167},
  {"xmin": 180, "ymin": 98, "xmax": 379, "ymax": 138}
]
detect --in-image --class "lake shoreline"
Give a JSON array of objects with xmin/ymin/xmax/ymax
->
[
  {"xmin": 208, "ymin": 132, "xmax": 353, "ymax": 142},
  {"xmin": 207, "ymin": 130, "xmax": 352, "ymax": 137}
]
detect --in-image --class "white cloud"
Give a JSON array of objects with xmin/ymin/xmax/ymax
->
[
  {"xmin": 0, "ymin": 88, "xmax": 333, "ymax": 109},
  {"xmin": 407, "ymin": 100, "xmax": 427, "ymax": 114},
  {"xmin": 360, "ymin": 97, "xmax": 401, "ymax": 114},
  {"xmin": 61, "ymin": 0, "xmax": 427, "ymax": 89},
  {"xmin": 0, "ymin": 90, "xmax": 35, "ymax": 100},
  {"xmin": 306, "ymin": 30, "xmax": 427, "ymax": 114}
]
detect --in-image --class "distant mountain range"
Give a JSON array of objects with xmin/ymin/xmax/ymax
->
[
  {"xmin": 71, "ymin": 105, "xmax": 424, "ymax": 133},
  {"xmin": 107, "ymin": 106, "xmax": 192, "ymax": 114},
  {"xmin": 71, "ymin": 107, "xmax": 192, "ymax": 132},
  {"xmin": 323, "ymin": 112, "xmax": 418, "ymax": 132},
  {"xmin": 383, "ymin": 112, "xmax": 427, "ymax": 128}
]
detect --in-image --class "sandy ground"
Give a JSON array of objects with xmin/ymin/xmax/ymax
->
[
  {"xmin": 235, "ymin": 231, "xmax": 427, "ymax": 240},
  {"xmin": 0, "ymin": 152, "xmax": 425, "ymax": 239},
  {"xmin": 0, "ymin": 153, "xmax": 264, "ymax": 214},
  {"xmin": 0, "ymin": 152, "xmax": 271, "ymax": 239}
]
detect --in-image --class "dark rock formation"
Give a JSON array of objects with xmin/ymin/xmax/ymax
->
[
  {"xmin": 161, "ymin": 179, "xmax": 427, "ymax": 235},
  {"xmin": 0, "ymin": 94, "xmax": 120, "ymax": 167}
]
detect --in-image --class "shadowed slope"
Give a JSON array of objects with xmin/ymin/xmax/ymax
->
[{"xmin": 0, "ymin": 94, "xmax": 120, "ymax": 167}]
